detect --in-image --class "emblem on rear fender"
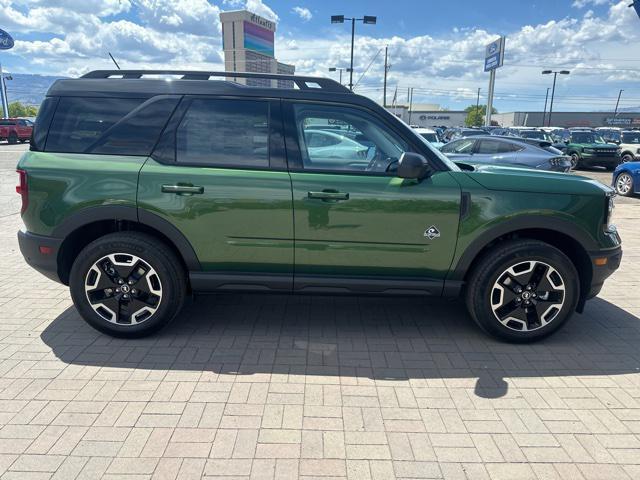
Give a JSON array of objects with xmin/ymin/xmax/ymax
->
[{"xmin": 424, "ymin": 225, "xmax": 441, "ymax": 240}]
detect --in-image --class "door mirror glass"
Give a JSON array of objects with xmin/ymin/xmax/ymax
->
[{"xmin": 397, "ymin": 152, "xmax": 431, "ymax": 180}]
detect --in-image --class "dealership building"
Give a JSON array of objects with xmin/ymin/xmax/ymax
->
[
  {"xmin": 387, "ymin": 104, "xmax": 467, "ymax": 128},
  {"xmin": 491, "ymin": 111, "xmax": 640, "ymax": 128},
  {"xmin": 220, "ymin": 10, "xmax": 295, "ymax": 88}
]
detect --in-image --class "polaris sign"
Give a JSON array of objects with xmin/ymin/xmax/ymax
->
[
  {"xmin": 0, "ymin": 29, "xmax": 14, "ymax": 50},
  {"xmin": 484, "ymin": 36, "xmax": 505, "ymax": 72}
]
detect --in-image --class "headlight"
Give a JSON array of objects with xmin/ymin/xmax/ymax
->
[{"xmin": 605, "ymin": 192, "xmax": 616, "ymax": 233}]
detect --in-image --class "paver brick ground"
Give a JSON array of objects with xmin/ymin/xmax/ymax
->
[{"xmin": 1, "ymin": 144, "xmax": 639, "ymax": 478}]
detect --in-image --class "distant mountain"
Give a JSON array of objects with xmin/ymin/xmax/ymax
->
[{"xmin": 2, "ymin": 73, "xmax": 66, "ymax": 106}]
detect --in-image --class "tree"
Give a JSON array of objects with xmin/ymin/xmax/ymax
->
[
  {"xmin": 464, "ymin": 104, "xmax": 497, "ymax": 127},
  {"xmin": 8, "ymin": 101, "xmax": 38, "ymax": 118}
]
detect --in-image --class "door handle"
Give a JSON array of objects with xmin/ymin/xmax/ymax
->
[
  {"xmin": 161, "ymin": 184, "xmax": 204, "ymax": 195},
  {"xmin": 308, "ymin": 191, "xmax": 350, "ymax": 201}
]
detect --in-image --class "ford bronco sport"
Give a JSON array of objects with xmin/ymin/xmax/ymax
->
[{"xmin": 17, "ymin": 70, "xmax": 622, "ymax": 342}]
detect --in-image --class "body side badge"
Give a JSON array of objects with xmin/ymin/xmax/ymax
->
[{"xmin": 424, "ymin": 225, "xmax": 441, "ymax": 240}]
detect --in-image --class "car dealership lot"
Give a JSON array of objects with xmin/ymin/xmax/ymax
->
[{"xmin": 0, "ymin": 143, "xmax": 639, "ymax": 479}]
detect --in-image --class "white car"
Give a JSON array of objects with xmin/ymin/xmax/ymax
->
[
  {"xmin": 413, "ymin": 127, "xmax": 444, "ymax": 149},
  {"xmin": 619, "ymin": 130, "xmax": 640, "ymax": 163},
  {"xmin": 304, "ymin": 129, "xmax": 368, "ymax": 159}
]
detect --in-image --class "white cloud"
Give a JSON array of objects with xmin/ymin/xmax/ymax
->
[
  {"xmin": 245, "ymin": 0, "xmax": 278, "ymax": 21},
  {"xmin": 292, "ymin": 6, "xmax": 312, "ymax": 22},
  {"xmin": 572, "ymin": 0, "xmax": 609, "ymax": 8}
]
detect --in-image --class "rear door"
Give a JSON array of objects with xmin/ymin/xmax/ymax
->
[
  {"xmin": 138, "ymin": 97, "xmax": 294, "ymax": 290},
  {"xmin": 284, "ymin": 101, "xmax": 461, "ymax": 294},
  {"xmin": 473, "ymin": 139, "xmax": 521, "ymax": 165}
]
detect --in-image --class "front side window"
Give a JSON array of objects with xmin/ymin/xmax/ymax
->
[
  {"xmin": 292, "ymin": 103, "xmax": 409, "ymax": 173},
  {"xmin": 622, "ymin": 132, "xmax": 640, "ymax": 144},
  {"xmin": 440, "ymin": 138, "xmax": 475, "ymax": 154},
  {"xmin": 176, "ymin": 99, "xmax": 269, "ymax": 167}
]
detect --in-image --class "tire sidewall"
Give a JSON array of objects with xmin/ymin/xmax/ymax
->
[
  {"xmin": 468, "ymin": 242, "xmax": 579, "ymax": 342},
  {"xmin": 69, "ymin": 234, "xmax": 184, "ymax": 337}
]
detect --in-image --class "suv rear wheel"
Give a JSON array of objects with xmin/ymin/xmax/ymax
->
[
  {"xmin": 569, "ymin": 153, "xmax": 580, "ymax": 169},
  {"xmin": 465, "ymin": 240, "xmax": 579, "ymax": 342},
  {"xmin": 69, "ymin": 232, "xmax": 186, "ymax": 338}
]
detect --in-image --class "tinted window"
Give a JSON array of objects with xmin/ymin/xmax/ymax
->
[
  {"xmin": 293, "ymin": 103, "xmax": 409, "ymax": 173},
  {"xmin": 622, "ymin": 132, "xmax": 640, "ymax": 144},
  {"xmin": 31, "ymin": 97, "xmax": 58, "ymax": 152},
  {"xmin": 476, "ymin": 140, "xmax": 521, "ymax": 154},
  {"xmin": 176, "ymin": 99, "xmax": 269, "ymax": 167},
  {"xmin": 420, "ymin": 133, "xmax": 438, "ymax": 142},
  {"xmin": 441, "ymin": 139, "xmax": 475, "ymax": 154},
  {"xmin": 46, "ymin": 97, "xmax": 144, "ymax": 153}
]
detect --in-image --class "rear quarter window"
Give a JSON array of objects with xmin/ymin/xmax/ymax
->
[{"xmin": 43, "ymin": 96, "xmax": 178, "ymax": 156}]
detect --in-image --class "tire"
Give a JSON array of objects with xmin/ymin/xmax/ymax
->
[
  {"xmin": 465, "ymin": 239, "xmax": 579, "ymax": 343},
  {"xmin": 622, "ymin": 153, "xmax": 634, "ymax": 163},
  {"xmin": 615, "ymin": 172, "xmax": 634, "ymax": 197},
  {"xmin": 8, "ymin": 133, "xmax": 17, "ymax": 145},
  {"xmin": 69, "ymin": 232, "xmax": 187, "ymax": 338},
  {"xmin": 569, "ymin": 152, "xmax": 580, "ymax": 169}
]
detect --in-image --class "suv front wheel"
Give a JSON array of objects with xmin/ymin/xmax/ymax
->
[
  {"xmin": 69, "ymin": 232, "xmax": 186, "ymax": 338},
  {"xmin": 465, "ymin": 240, "xmax": 579, "ymax": 342}
]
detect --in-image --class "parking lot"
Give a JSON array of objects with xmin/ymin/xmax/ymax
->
[{"xmin": 0, "ymin": 143, "xmax": 639, "ymax": 479}]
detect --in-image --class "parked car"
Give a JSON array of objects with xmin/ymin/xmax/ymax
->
[
  {"xmin": 557, "ymin": 130, "xmax": 621, "ymax": 170},
  {"xmin": 439, "ymin": 136, "xmax": 571, "ymax": 172},
  {"xmin": 16, "ymin": 70, "xmax": 621, "ymax": 343},
  {"xmin": 618, "ymin": 130, "xmax": 640, "ymax": 163},
  {"xmin": 517, "ymin": 129, "xmax": 554, "ymax": 142},
  {"xmin": 0, "ymin": 118, "xmax": 33, "ymax": 144},
  {"xmin": 304, "ymin": 129, "xmax": 368, "ymax": 160},
  {"xmin": 413, "ymin": 127, "xmax": 444, "ymax": 149},
  {"xmin": 612, "ymin": 161, "xmax": 640, "ymax": 196}
]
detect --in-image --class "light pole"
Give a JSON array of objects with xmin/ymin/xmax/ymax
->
[
  {"xmin": 614, "ymin": 89, "xmax": 624, "ymax": 116},
  {"xmin": 331, "ymin": 15, "xmax": 377, "ymax": 91},
  {"xmin": 542, "ymin": 70, "xmax": 570, "ymax": 127},
  {"xmin": 542, "ymin": 87, "xmax": 550, "ymax": 127},
  {"xmin": 328, "ymin": 67, "xmax": 351, "ymax": 85}
]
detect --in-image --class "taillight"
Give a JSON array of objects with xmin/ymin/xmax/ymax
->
[{"xmin": 16, "ymin": 169, "xmax": 28, "ymax": 215}]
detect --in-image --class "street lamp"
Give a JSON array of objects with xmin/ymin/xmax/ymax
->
[
  {"xmin": 330, "ymin": 14, "xmax": 377, "ymax": 91},
  {"xmin": 542, "ymin": 70, "xmax": 570, "ymax": 127},
  {"xmin": 328, "ymin": 67, "xmax": 351, "ymax": 85}
]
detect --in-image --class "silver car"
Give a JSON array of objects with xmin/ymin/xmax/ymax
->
[{"xmin": 439, "ymin": 135, "xmax": 571, "ymax": 172}]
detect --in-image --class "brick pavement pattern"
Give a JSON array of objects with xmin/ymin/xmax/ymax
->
[{"xmin": 1, "ymin": 144, "xmax": 640, "ymax": 479}]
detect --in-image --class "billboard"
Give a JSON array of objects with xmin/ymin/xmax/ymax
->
[
  {"xmin": 244, "ymin": 21, "xmax": 274, "ymax": 57},
  {"xmin": 484, "ymin": 36, "xmax": 505, "ymax": 72}
]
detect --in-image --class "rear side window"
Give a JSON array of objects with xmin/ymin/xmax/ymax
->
[
  {"xmin": 476, "ymin": 140, "xmax": 521, "ymax": 154},
  {"xmin": 176, "ymin": 98, "xmax": 269, "ymax": 167},
  {"xmin": 45, "ymin": 97, "xmax": 143, "ymax": 154}
]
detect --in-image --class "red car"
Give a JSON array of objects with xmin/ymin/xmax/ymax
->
[{"xmin": 0, "ymin": 118, "xmax": 33, "ymax": 144}]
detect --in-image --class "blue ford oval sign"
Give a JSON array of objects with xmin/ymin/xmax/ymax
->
[{"xmin": 0, "ymin": 30, "xmax": 14, "ymax": 50}]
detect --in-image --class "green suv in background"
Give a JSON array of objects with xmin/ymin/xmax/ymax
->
[
  {"xmin": 561, "ymin": 129, "xmax": 621, "ymax": 170},
  {"xmin": 16, "ymin": 70, "xmax": 622, "ymax": 342}
]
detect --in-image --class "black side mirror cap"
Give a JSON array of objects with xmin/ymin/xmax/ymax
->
[{"xmin": 397, "ymin": 152, "xmax": 432, "ymax": 180}]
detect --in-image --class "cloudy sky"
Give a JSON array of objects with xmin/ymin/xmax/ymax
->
[{"xmin": 0, "ymin": 0, "xmax": 639, "ymax": 111}]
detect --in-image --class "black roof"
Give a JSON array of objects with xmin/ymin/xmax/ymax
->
[{"xmin": 47, "ymin": 70, "xmax": 353, "ymax": 101}]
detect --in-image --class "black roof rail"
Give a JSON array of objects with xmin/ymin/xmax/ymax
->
[{"xmin": 81, "ymin": 70, "xmax": 351, "ymax": 93}]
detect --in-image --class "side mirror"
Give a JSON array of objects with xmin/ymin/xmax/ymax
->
[{"xmin": 397, "ymin": 152, "xmax": 432, "ymax": 180}]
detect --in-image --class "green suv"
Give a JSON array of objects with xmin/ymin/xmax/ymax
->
[
  {"xmin": 561, "ymin": 130, "xmax": 621, "ymax": 170},
  {"xmin": 17, "ymin": 70, "xmax": 622, "ymax": 342}
]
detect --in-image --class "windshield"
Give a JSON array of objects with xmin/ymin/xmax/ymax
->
[
  {"xmin": 571, "ymin": 132, "xmax": 606, "ymax": 144},
  {"xmin": 421, "ymin": 133, "xmax": 438, "ymax": 143},
  {"xmin": 621, "ymin": 132, "xmax": 640, "ymax": 144}
]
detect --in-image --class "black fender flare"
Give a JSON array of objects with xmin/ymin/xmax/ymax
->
[
  {"xmin": 447, "ymin": 215, "xmax": 597, "ymax": 282},
  {"xmin": 52, "ymin": 205, "xmax": 201, "ymax": 271}
]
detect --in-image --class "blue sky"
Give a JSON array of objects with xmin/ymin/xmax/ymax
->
[{"xmin": 0, "ymin": 0, "xmax": 639, "ymax": 112}]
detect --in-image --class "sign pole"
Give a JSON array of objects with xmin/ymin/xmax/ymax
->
[
  {"xmin": 0, "ymin": 62, "xmax": 7, "ymax": 119},
  {"xmin": 485, "ymin": 69, "xmax": 495, "ymax": 127}
]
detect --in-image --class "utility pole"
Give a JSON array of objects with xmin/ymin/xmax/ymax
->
[
  {"xmin": 408, "ymin": 87, "xmax": 414, "ymax": 125},
  {"xmin": 614, "ymin": 89, "xmax": 624, "ymax": 116},
  {"xmin": 383, "ymin": 46, "xmax": 388, "ymax": 108},
  {"xmin": 0, "ymin": 62, "xmax": 8, "ymax": 119},
  {"xmin": 476, "ymin": 88, "xmax": 481, "ymax": 125},
  {"xmin": 542, "ymin": 87, "xmax": 550, "ymax": 127}
]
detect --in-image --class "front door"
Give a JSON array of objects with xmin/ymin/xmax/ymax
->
[
  {"xmin": 138, "ymin": 97, "xmax": 294, "ymax": 290},
  {"xmin": 285, "ymin": 101, "xmax": 461, "ymax": 295}
]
